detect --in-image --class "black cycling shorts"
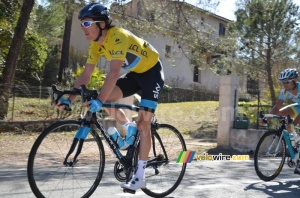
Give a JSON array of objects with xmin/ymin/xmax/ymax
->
[{"xmin": 116, "ymin": 61, "xmax": 164, "ymax": 112}]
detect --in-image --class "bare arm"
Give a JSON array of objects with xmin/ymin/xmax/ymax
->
[
  {"xmin": 270, "ymin": 100, "xmax": 284, "ymax": 115},
  {"xmin": 267, "ymin": 100, "xmax": 284, "ymax": 121},
  {"xmin": 259, "ymin": 100, "xmax": 283, "ymax": 126},
  {"xmin": 97, "ymin": 60, "xmax": 123, "ymax": 103},
  {"xmin": 266, "ymin": 100, "xmax": 283, "ymax": 122},
  {"xmin": 69, "ymin": 63, "xmax": 96, "ymax": 102}
]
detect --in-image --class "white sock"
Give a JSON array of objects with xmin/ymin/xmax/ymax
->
[{"xmin": 135, "ymin": 160, "xmax": 147, "ymax": 180}]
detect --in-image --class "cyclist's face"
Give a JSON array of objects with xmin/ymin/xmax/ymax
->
[
  {"xmin": 80, "ymin": 18, "xmax": 101, "ymax": 41},
  {"xmin": 282, "ymin": 80, "xmax": 294, "ymax": 89}
]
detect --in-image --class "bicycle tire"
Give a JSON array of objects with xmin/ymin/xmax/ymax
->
[
  {"xmin": 254, "ymin": 130, "xmax": 286, "ymax": 181},
  {"xmin": 141, "ymin": 124, "xmax": 187, "ymax": 198},
  {"xmin": 27, "ymin": 120, "xmax": 105, "ymax": 198}
]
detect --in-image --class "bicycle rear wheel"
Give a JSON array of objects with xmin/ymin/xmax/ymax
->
[
  {"xmin": 254, "ymin": 130, "xmax": 286, "ymax": 181},
  {"xmin": 142, "ymin": 124, "xmax": 187, "ymax": 198},
  {"xmin": 27, "ymin": 120, "xmax": 105, "ymax": 198}
]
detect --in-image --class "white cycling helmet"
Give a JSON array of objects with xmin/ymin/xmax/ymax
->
[{"xmin": 278, "ymin": 68, "xmax": 298, "ymax": 82}]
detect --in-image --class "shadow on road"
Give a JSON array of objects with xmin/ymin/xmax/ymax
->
[{"xmin": 245, "ymin": 180, "xmax": 300, "ymax": 198}]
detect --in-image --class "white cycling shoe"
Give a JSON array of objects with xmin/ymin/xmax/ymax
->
[{"xmin": 121, "ymin": 176, "xmax": 146, "ymax": 190}]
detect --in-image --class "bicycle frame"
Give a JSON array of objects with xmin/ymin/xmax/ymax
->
[
  {"xmin": 263, "ymin": 114, "xmax": 299, "ymax": 163},
  {"xmin": 50, "ymin": 84, "xmax": 139, "ymax": 169},
  {"xmin": 283, "ymin": 129, "xmax": 298, "ymax": 162},
  {"xmin": 64, "ymin": 104, "xmax": 140, "ymax": 170},
  {"xmin": 28, "ymin": 85, "xmax": 186, "ymax": 198},
  {"xmin": 264, "ymin": 131, "xmax": 284, "ymax": 157},
  {"xmin": 63, "ymin": 101, "xmax": 169, "ymax": 171}
]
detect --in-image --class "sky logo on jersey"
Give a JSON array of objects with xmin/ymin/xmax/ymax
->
[
  {"xmin": 153, "ymin": 83, "xmax": 161, "ymax": 99},
  {"xmin": 176, "ymin": 151, "xmax": 196, "ymax": 163}
]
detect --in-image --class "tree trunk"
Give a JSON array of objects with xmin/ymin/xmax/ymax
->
[
  {"xmin": 58, "ymin": 12, "xmax": 73, "ymax": 84},
  {"xmin": 0, "ymin": 0, "xmax": 35, "ymax": 120},
  {"xmin": 266, "ymin": 47, "xmax": 276, "ymax": 106}
]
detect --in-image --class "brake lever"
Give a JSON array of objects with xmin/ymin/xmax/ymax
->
[
  {"xmin": 80, "ymin": 85, "xmax": 98, "ymax": 102},
  {"xmin": 51, "ymin": 85, "xmax": 76, "ymax": 111},
  {"xmin": 51, "ymin": 85, "xmax": 64, "ymax": 105}
]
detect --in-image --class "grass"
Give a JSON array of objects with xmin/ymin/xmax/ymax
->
[
  {"xmin": 6, "ymin": 97, "xmax": 84, "ymax": 121},
  {"xmin": 155, "ymin": 101, "xmax": 218, "ymax": 137},
  {"xmin": 5, "ymin": 97, "xmax": 219, "ymax": 137}
]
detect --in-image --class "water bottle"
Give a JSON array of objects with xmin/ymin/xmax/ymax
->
[
  {"xmin": 125, "ymin": 122, "xmax": 137, "ymax": 146},
  {"xmin": 107, "ymin": 127, "xmax": 128, "ymax": 149}
]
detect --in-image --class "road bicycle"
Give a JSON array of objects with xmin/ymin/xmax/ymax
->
[
  {"xmin": 254, "ymin": 113, "xmax": 300, "ymax": 181},
  {"xmin": 27, "ymin": 85, "xmax": 187, "ymax": 198}
]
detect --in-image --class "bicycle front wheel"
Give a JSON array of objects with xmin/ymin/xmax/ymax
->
[
  {"xmin": 254, "ymin": 130, "xmax": 286, "ymax": 181},
  {"xmin": 142, "ymin": 124, "xmax": 187, "ymax": 198},
  {"xmin": 27, "ymin": 120, "xmax": 105, "ymax": 198}
]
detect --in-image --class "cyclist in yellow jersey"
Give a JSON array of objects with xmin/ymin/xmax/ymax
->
[
  {"xmin": 56, "ymin": 3, "xmax": 164, "ymax": 191},
  {"xmin": 87, "ymin": 27, "xmax": 159, "ymax": 73}
]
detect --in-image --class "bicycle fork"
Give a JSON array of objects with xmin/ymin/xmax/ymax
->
[{"xmin": 63, "ymin": 126, "xmax": 90, "ymax": 167}]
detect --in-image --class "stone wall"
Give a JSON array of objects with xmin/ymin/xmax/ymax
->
[
  {"xmin": 159, "ymin": 87, "xmax": 218, "ymax": 103},
  {"xmin": 0, "ymin": 120, "xmax": 56, "ymax": 132},
  {"xmin": 0, "ymin": 118, "xmax": 119, "ymax": 133},
  {"xmin": 230, "ymin": 129, "xmax": 265, "ymax": 153}
]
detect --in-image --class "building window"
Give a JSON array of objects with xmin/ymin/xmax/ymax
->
[
  {"xmin": 201, "ymin": 16, "xmax": 205, "ymax": 26},
  {"xmin": 193, "ymin": 66, "xmax": 199, "ymax": 82},
  {"xmin": 147, "ymin": 10, "xmax": 155, "ymax": 22},
  {"xmin": 219, "ymin": 23, "xmax": 226, "ymax": 36},
  {"xmin": 165, "ymin": 45, "xmax": 171, "ymax": 57},
  {"xmin": 247, "ymin": 76, "xmax": 259, "ymax": 95}
]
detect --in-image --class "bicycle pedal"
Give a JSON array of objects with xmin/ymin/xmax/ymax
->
[{"xmin": 122, "ymin": 188, "xmax": 136, "ymax": 194}]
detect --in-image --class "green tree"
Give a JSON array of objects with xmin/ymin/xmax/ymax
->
[
  {"xmin": 0, "ymin": 0, "xmax": 35, "ymax": 120},
  {"xmin": 1, "ymin": 1, "xmax": 50, "ymax": 87},
  {"xmin": 34, "ymin": 4, "xmax": 65, "ymax": 42},
  {"xmin": 15, "ymin": 32, "xmax": 48, "ymax": 85},
  {"xmin": 41, "ymin": 0, "xmax": 86, "ymax": 84},
  {"xmin": 72, "ymin": 66, "xmax": 106, "ymax": 89},
  {"xmin": 33, "ymin": 3, "xmax": 66, "ymax": 86},
  {"xmin": 0, "ymin": 0, "xmax": 21, "ymax": 69},
  {"xmin": 42, "ymin": 46, "xmax": 61, "ymax": 86},
  {"xmin": 233, "ymin": 0, "xmax": 300, "ymax": 105}
]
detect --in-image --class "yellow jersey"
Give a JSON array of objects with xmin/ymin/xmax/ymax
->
[{"xmin": 87, "ymin": 27, "xmax": 159, "ymax": 73}]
